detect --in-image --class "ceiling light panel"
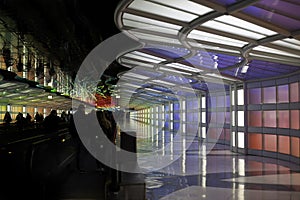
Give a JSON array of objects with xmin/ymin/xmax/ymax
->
[
  {"xmin": 212, "ymin": 15, "xmax": 276, "ymax": 36},
  {"xmin": 166, "ymin": 63, "xmax": 203, "ymax": 73},
  {"xmin": 149, "ymin": 0, "xmax": 213, "ymax": 15},
  {"xmin": 123, "ymin": 51, "xmax": 166, "ymax": 63},
  {"xmin": 122, "ymin": 72, "xmax": 150, "ymax": 80},
  {"xmin": 127, "ymin": 30, "xmax": 182, "ymax": 45},
  {"xmin": 123, "ymin": 19, "xmax": 179, "ymax": 35},
  {"xmin": 188, "ymin": 30, "xmax": 248, "ymax": 47},
  {"xmin": 123, "ymin": 13, "xmax": 182, "ymax": 30},
  {"xmin": 271, "ymin": 39, "xmax": 300, "ymax": 51},
  {"xmin": 128, "ymin": 0, "xmax": 198, "ymax": 22},
  {"xmin": 252, "ymin": 46, "xmax": 300, "ymax": 58}
]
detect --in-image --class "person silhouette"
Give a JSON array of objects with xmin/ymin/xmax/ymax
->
[{"xmin": 3, "ymin": 111, "xmax": 12, "ymax": 130}]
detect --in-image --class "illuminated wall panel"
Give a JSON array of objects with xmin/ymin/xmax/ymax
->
[
  {"xmin": 248, "ymin": 111, "xmax": 262, "ymax": 127},
  {"xmin": 291, "ymin": 110, "xmax": 300, "ymax": 130},
  {"xmin": 246, "ymin": 77, "xmax": 300, "ymax": 163},
  {"xmin": 277, "ymin": 110, "xmax": 289, "ymax": 129},
  {"xmin": 278, "ymin": 135, "xmax": 290, "ymax": 155},
  {"xmin": 291, "ymin": 137, "xmax": 300, "ymax": 157},
  {"xmin": 263, "ymin": 86, "xmax": 276, "ymax": 104},
  {"xmin": 263, "ymin": 111, "xmax": 276, "ymax": 128},
  {"xmin": 277, "ymin": 85, "xmax": 289, "ymax": 103},
  {"xmin": 248, "ymin": 88, "xmax": 261, "ymax": 104},
  {"xmin": 248, "ymin": 133, "xmax": 262, "ymax": 150},
  {"xmin": 290, "ymin": 82, "xmax": 299, "ymax": 102},
  {"xmin": 264, "ymin": 134, "xmax": 277, "ymax": 152}
]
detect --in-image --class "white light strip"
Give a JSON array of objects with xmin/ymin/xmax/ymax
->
[
  {"xmin": 119, "ymin": 58, "xmax": 155, "ymax": 69},
  {"xmin": 205, "ymin": 73, "xmax": 238, "ymax": 81},
  {"xmin": 253, "ymin": 46, "xmax": 300, "ymax": 58},
  {"xmin": 144, "ymin": 88, "xmax": 162, "ymax": 93},
  {"xmin": 272, "ymin": 40, "xmax": 300, "ymax": 50},
  {"xmin": 159, "ymin": 67, "xmax": 192, "ymax": 76},
  {"xmin": 151, "ymin": 79, "xmax": 176, "ymax": 86},
  {"xmin": 123, "ymin": 19, "xmax": 179, "ymax": 35},
  {"xmin": 122, "ymin": 72, "xmax": 150, "ymax": 80},
  {"xmin": 166, "ymin": 63, "xmax": 203, "ymax": 73},
  {"xmin": 149, "ymin": 0, "xmax": 213, "ymax": 15},
  {"xmin": 127, "ymin": 51, "xmax": 166, "ymax": 63},
  {"xmin": 123, "ymin": 13, "xmax": 182, "ymax": 30},
  {"xmin": 215, "ymin": 15, "xmax": 276, "ymax": 36},
  {"xmin": 128, "ymin": 30, "xmax": 182, "ymax": 45},
  {"xmin": 189, "ymin": 30, "xmax": 247, "ymax": 47},
  {"xmin": 203, "ymin": 20, "xmax": 265, "ymax": 39},
  {"xmin": 128, "ymin": 0, "xmax": 198, "ymax": 22}
]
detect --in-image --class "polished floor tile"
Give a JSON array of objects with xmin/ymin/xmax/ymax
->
[{"xmin": 119, "ymin": 120, "xmax": 300, "ymax": 200}]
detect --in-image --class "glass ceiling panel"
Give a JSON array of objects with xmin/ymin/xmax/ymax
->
[
  {"xmin": 207, "ymin": 15, "xmax": 276, "ymax": 37},
  {"xmin": 252, "ymin": 46, "xmax": 300, "ymax": 58},
  {"xmin": 119, "ymin": 58, "xmax": 154, "ymax": 69},
  {"xmin": 123, "ymin": 51, "xmax": 166, "ymax": 63},
  {"xmin": 133, "ymin": 68, "xmax": 163, "ymax": 78},
  {"xmin": 149, "ymin": 0, "xmax": 213, "ymax": 15},
  {"xmin": 190, "ymin": 42, "xmax": 241, "ymax": 54},
  {"xmin": 144, "ymin": 47, "xmax": 190, "ymax": 59},
  {"xmin": 121, "ymin": 72, "xmax": 150, "ymax": 80},
  {"xmin": 217, "ymin": 15, "xmax": 277, "ymax": 36},
  {"xmin": 165, "ymin": 63, "xmax": 203, "ymax": 73},
  {"xmin": 123, "ymin": 19, "xmax": 179, "ymax": 36},
  {"xmin": 188, "ymin": 30, "xmax": 248, "ymax": 47},
  {"xmin": 123, "ymin": 13, "xmax": 182, "ymax": 30},
  {"xmin": 128, "ymin": 0, "xmax": 198, "ymax": 22},
  {"xmin": 158, "ymin": 67, "xmax": 192, "ymax": 76},
  {"xmin": 242, "ymin": 6, "xmax": 300, "ymax": 31},
  {"xmin": 271, "ymin": 39, "xmax": 300, "ymax": 51},
  {"xmin": 257, "ymin": 0, "xmax": 300, "ymax": 21},
  {"xmin": 127, "ymin": 31, "xmax": 182, "ymax": 45},
  {"xmin": 151, "ymin": 79, "xmax": 177, "ymax": 86}
]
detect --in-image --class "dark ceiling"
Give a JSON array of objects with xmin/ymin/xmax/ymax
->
[{"xmin": 0, "ymin": 0, "xmax": 123, "ymax": 79}]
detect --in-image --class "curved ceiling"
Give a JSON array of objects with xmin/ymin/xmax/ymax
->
[{"xmin": 112, "ymin": 0, "xmax": 300, "ymax": 109}]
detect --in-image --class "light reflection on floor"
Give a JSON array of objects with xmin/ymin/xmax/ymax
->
[{"xmin": 119, "ymin": 119, "xmax": 300, "ymax": 200}]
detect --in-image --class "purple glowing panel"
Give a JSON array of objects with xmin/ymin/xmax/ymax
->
[
  {"xmin": 242, "ymin": 6, "xmax": 300, "ymax": 31},
  {"xmin": 258, "ymin": 0, "xmax": 300, "ymax": 24},
  {"xmin": 192, "ymin": 83, "xmax": 208, "ymax": 91},
  {"xmin": 164, "ymin": 105, "xmax": 169, "ymax": 111},
  {"xmin": 174, "ymin": 112, "xmax": 180, "ymax": 121},
  {"xmin": 248, "ymin": 88, "xmax": 261, "ymax": 104},
  {"xmin": 277, "ymin": 85, "xmax": 289, "ymax": 103},
  {"xmin": 226, "ymin": 95, "xmax": 230, "ymax": 107},
  {"xmin": 209, "ymin": 0, "xmax": 237, "ymax": 6},
  {"xmin": 174, "ymin": 122, "xmax": 180, "ymax": 131},
  {"xmin": 174, "ymin": 102, "xmax": 180, "ymax": 111},
  {"xmin": 151, "ymin": 86, "xmax": 172, "ymax": 93},
  {"xmin": 145, "ymin": 46, "xmax": 188, "ymax": 59},
  {"xmin": 165, "ymin": 113, "xmax": 169, "ymax": 121},
  {"xmin": 263, "ymin": 87, "xmax": 276, "ymax": 104}
]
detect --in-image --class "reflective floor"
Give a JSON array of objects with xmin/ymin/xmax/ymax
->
[{"xmin": 118, "ymin": 119, "xmax": 300, "ymax": 200}]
